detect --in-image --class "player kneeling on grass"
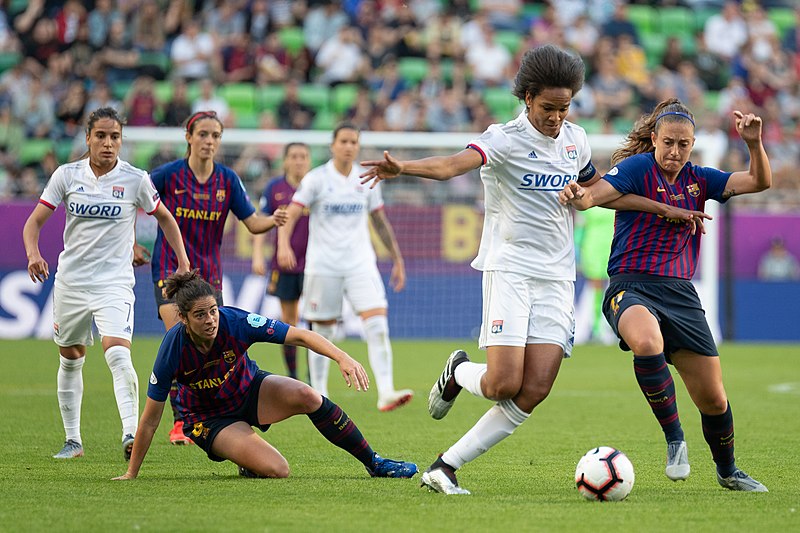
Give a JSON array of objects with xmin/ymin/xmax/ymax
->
[{"xmin": 113, "ymin": 270, "xmax": 417, "ymax": 480}]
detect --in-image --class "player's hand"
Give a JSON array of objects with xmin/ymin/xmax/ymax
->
[
  {"xmin": 272, "ymin": 207, "xmax": 288, "ymax": 227},
  {"xmin": 360, "ymin": 151, "xmax": 403, "ymax": 188},
  {"xmin": 337, "ymin": 354, "xmax": 370, "ymax": 391},
  {"xmin": 733, "ymin": 110, "xmax": 762, "ymax": 144},
  {"xmin": 559, "ymin": 181, "xmax": 585, "ymax": 205},
  {"xmin": 175, "ymin": 260, "xmax": 191, "ymax": 275},
  {"xmin": 27, "ymin": 255, "xmax": 49, "ymax": 283},
  {"xmin": 390, "ymin": 259, "xmax": 406, "ymax": 292},
  {"xmin": 132, "ymin": 243, "xmax": 151, "ymax": 267},
  {"xmin": 112, "ymin": 471, "xmax": 136, "ymax": 481},
  {"xmin": 277, "ymin": 247, "xmax": 297, "ymax": 271},
  {"xmin": 661, "ymin": 205, "xmax": 713, "ymax": 235}
]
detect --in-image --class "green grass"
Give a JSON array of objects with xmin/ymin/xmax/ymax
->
[{"xmin": 1, "ymin": 339, "xmax": 798, "ymax": 532}]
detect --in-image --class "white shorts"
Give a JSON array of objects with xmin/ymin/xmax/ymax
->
[
  {"xmin": 302, "ymin": 267, "xmax": 387, "ymax": 321},
  {"xmin": 52, "ymin": 282, "xmax": 135, "ymax": 347},
  {"xmin": 478, "ymin": 271, "xmax": 575, "ymax": 356}
]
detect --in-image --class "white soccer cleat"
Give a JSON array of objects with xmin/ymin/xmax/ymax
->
[
  {"xmin": 53, "ymin": 439, "xmax": 84, "ymax": 459},
  {"xmin": 421, "ymin": 468, "xmax": 471, "ymax": 495},
  {"xmin": 378, "ymin": 389, "xmax": 414, "ymax": 412},
  {"xmin": 666, "ymin": 440, "xmax": 690, "ymax": 481},
  {"xmin": 717, "ymin": 469, "xmax": 768, "ymax": 492}
]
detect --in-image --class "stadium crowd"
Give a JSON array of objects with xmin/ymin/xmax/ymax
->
[{"xmin": 0, "ymin": 0, "xmax": 797, "ymax": 209}]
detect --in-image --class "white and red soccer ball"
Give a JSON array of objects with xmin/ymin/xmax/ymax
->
[{"xmin": 575, "ymin": 446, "xmax": 635, "ymax": 501}]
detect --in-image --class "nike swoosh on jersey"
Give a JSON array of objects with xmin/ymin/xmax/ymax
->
[
  {"xmin": 184, "ymin": 368, "xmax": 197, "ymax": 376},
  {"xmin": 657, "ymin": 187, "xmax": 666, "ymax": 192},
  {"xmin": 175, "ymin": 188, "xmax": 187, "ymax": 194}
]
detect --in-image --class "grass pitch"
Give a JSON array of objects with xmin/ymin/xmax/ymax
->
[{"xmin": 1, "ymin": 338, "xmax": 798, "ymax": 532}]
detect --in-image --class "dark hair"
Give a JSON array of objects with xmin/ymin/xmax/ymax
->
[
  {"xmin": 164, "ymin": 269, "xmax": 216, "ymax": 316},
  {"xmin": 283, "ymin": 142, "xmax": 310, "ymax": 158},
  {"xmin": 184, "ymin": 110, "xmax": 223, "ymax": 157},
  {"xmin": 80, "ymin": 107, "xmax": 125, "ymax": 160},
  {"xmin": 332, "ymin": 121, "xmax": 359, "ymax": 141},
  {"xmin": 611, "ymin": 98, "xmax": 695, "ymax": 165},
  {"xmin": 512, "ymin": 45, "xmax": 585, "ymax": 104}
]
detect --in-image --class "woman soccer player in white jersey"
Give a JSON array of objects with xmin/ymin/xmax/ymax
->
[
  {"xmin": 23, "ymin": 107, "xmax": 191, "ymax": 461},
  {"xmin": 278, "ymin": 123, "xmax": 413, "ymax": 412},
  {"xmin": 361, "ymin": 45, "xmax": 708, "ymax": 494}
]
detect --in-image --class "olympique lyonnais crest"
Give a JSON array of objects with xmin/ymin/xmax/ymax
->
[
  {"xmin": 491, "ymin": 320, "xmax": 503, "ymax": 334},
  {"xmin": 112, "ymin": 186, "xmax": 125, "ymax": 198},
  {"xmin": 565, "ymin": 145, "xmax": 577, "ymax": 160},
  {"xmin": 216, "ymin": 189, "xmax": 226, "ymax": 202},
  {"xmin": 686, "ymin": 183, "xmax": 700, "ymax": 197}
]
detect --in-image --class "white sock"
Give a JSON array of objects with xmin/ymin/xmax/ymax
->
[
  {"xmin": 441, "ymin": 400, "xmax": 529, "ymax": 469},
  {"xmin": 455, "ymin": 361, "xmax": 487, "ymax": 399},
  {"xmin": 363, "ymin": 315, "xmax": 394, "ymax": 397},
  {"xmin": 308, "ymin": 323, "xmax": 336, "ymax": 397},
  {"xmin": 104, "ymin": 346, "xmax": 139, "ymax": 437},
  {"xmin": 57, "ymin": 355, "xmax": 85, "ymax": 444}
]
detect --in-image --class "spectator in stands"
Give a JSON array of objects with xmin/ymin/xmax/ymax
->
[
  {"xmin": 465, "ymin": 23, "xmax": 512, "ymax": 89},
  {"xmin": 19, "ymin": 17, "xmax": 60, "ymax": 67},
  {"xmin": 564, "ymin": 14, "xmax": 599, "ymax": 59},
  {"xmin": 745, "ymin": 2, "xmax": 778, "ymax": 63},
  {"xmin": 662, "ymin": 36, "xmax": 688, "ymax": 73},
  {"xmin": 615, "ymin": 33, "xmax": 648, "ymax": 89},
  {"xmin": 12, "ymin": 74, "xmax": 54, "ymax": 138},
  {"xmin": 781, "ymin": 6, "xmax": 800, "ymax": 54},
  {"xmin": 315, "ymin": 26, "xmax": 366, "ymax": 86},
  {"xmin": 478, "ymin": 0, "xmax": 522, "ymax": 32},
  {"xmin": 55, "ymin": 79, "xmax": 87, "ymax": 139},
  {"xmin": 600, "ymin": 3, "xmax": 639, "ymax": 45},
  {"xmin": 161, "ymin": 78, "xmax": 192, "ymax": 127},
  {"xmin": 704, "ymin": 1, "xmax": 748, "ymax": 62},
  {"xmin": 384, "ymin": 90, "xmax": 419, "ymax": 131},
  {"xmin": 203, "ymin": 1, "xmax": 247, "ymax": 48},
  {"xmin": 191, "ymin": 78, "xmax": 230, "ymax": 125},
  {"xmin": 170, "ymin": 18, "xmax": 216, "ymax": 82},
  {"xmin": 277, "ymin": 78, "xmax": 315, "ymax": 130},
  {"xmin": 426, "ymin": 88, "xmax": 470, "ymax": 132},
  {"xmin": 304, "ymin": 0, "xmax": 349, "ymax": 54},
  {"xmin": 759, "ymin": 237, "xmax": 800, "ymax": 281},
  {"xmin": 421, "ymin": 10, "xmax": 465, "ymax": 59},
  {"xmin": 590, "ymin": 54, "xmax": 634, "ymax": 126},
  {"xmin": 220, "ymin": 31, "xmax": 256, "ymax": 83},
  {"xmin": 100, "ymin": 18, "xmax": 140, "ymax": 85},
  {"xmin": 85, "ymin": 81, "xmax": 122, "ymax": 116},
  {"xmin": 246, "ymin": 0, "xmax": 271, "ymax": 42},
  {"xmin": 124, "ymin": 76, "xmax": 159, "ymax": 127},
  {"xmin": 131, "ymin": 0, "xmax": 166, "ymax": 54},
  {"xmin": 87, "ymin": 0, "xmax": 122, "ymax": 50},
  {"xmin": 370, "ymin": 57, "xmax": 408, "ymax": 102},
  {"xmin": 255, "ymin": 32, "xmax": 291, "ymax": 84},
  {"xmin": 692, "ymin": 33, "xmax": 730, "ymax": 92}
]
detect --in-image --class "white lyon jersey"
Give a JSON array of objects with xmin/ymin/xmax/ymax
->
[
  {"xmin": 292, "ymin": 160, "xmax": 382, "ymax": 276},
  {"xmin": 39, "ymin": 158, "xmax": 161, "ymax": 289},
  {"xmin": 468, "ymin": 112, "xmax": 596, "ymax": 280}
]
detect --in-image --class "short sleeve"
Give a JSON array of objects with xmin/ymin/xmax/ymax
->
[
  {"xmin": 39, "ymin": 166, "xmax": 68, "ymax": 209},
  {"xmin": 602, "ymin": 157, "xmax": 645, "ymax": 196},
  {"xmin": 225, "ymin": 307, "xmax": 290, "ymax": 345},
  {"xmin": 136, "ymin": 172, "xmax": 161, "ymax": 214},
  {"xmin": 228, "ymin": 170, "xmax": 257, "ymax": 220},
  {"xmin": 292, "ymin": 170, "xmax": 318, "ymax": 207},
  {"xmin": 694, "ymin": 166, "xmax": 732, "ymax": 203},
  {"xmin": 467, "ymin": 124, "xmax": 512, "ymax": 167},
  {"xmin": 147, "ymin": 330, "xmax": 180, "ymax": 401}
]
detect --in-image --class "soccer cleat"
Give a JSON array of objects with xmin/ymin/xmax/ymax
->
[
  {"xmin": 53, "ymin": 439, "xmax": 84, "ymax": 459},
  {"xmin": 238, "ymin": 466, "xmax": 263, "ymax": 478},
  {"xmin": 169, "ymin": 420, "xmax": 193, "ymax": 445},
  {"xmin": 428, "ymin": 349, "xmax": 469, "ymax": 420},
  {"xmin": 377, "ymin": 389, "xmax": 414, "ymax": 412},
  {"xmin": 421, "ymin": 468, "xmax": 471, "ymax": 495},
  {"xmin": 122, "ymin": 434, "xmax": 135, "ymax": 462},
  {"xmin": 665, "ymin": 440, "xmax": 690, "ymax": 481},
  {"xmin": 366, "ymin": 453, "xmax": 418, "ymax": 478},
  {"xmin": 717, "ymin": 469, "xmax": 768, "ymax": 492}
]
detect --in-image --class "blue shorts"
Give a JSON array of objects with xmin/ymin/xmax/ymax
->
[
  {"xmin": 267, "ymin": 270, "xmax": 304, "ymax": 301},
  {"xmin": 185, "ymin": 370, "xmax": 272, "ymax": 461},
  {"xmin": 603, "ymin": 274, "xmax": 718, "ymax": 361}
]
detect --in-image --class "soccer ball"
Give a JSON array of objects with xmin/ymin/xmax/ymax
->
[{"xmin": 575, "ymin": 446, "xmax": 635, "ymax": 501}]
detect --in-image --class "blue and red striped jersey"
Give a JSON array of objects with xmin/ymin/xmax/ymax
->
[
  {"xmin": 147, "ymin": 307, "xmax": 289, "ymax": 425},
  {"xmin": 603, "ymin": 152, "xmax": 730, "ymax": 279},
  {"xmin": 259, "ymin": 176, "xmax": 309, "ymax": 274},
  {"xmin": 150, "ymin": 159, "xmax": 256, "ymax": 290}
]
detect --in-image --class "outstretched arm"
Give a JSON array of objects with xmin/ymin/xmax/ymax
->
[
  {"xmin": 724, "ymin": 110, "xmax": 771, "ymax": 198},
  {"xmin": 360, "ymin": 149, "xmax": 483, "ymax": 187},
  {"xmin": 112, "ymin": 398, "xmax": 165, "ymax": 480},
  {"xmin": 241, "ymin": 208, "xmax": 289, "ymax": 234},
  {"xmin": 369, "ymin": 209, "xmax": 405, "ymax": 292},
  {"xmin": 284, "ymin": 327, "xmax": 370, "ymax": 391},
  {"xmin": 152, "ymin": 204, "xmax": 191, "ymax": 273}
]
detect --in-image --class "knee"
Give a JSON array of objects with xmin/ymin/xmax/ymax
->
[
  {"xmin": 296, "ymin": 384, "xmax": 323, "ymax": 412},
  {"xmin": 269, "ymin": 462, "xmax": 291, "ymax": 479},
  {"xmin": 517, "ymin": 384, "xmax": 552, "ymax": 412},
  {"xmin": 252, "ymin": 460, "xmax": 291, "ymax": 479},
  {"xmin": 625, "ymin": 334, "xmax": 663, "ymax": 356},
  {"xmin": 483, "ymin": 377, "xmax": 521, "ymax": 401},
  {"xmin": 699, "ymin": 395, "xmax": 728, "ymax": 415}
]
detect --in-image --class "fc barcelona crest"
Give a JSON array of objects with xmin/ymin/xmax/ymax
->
[
  {"xmin": 112, "ymin": 186, "xmax": 125, "ymax": 198},
  {"xmin": 216, "ymin": 189, "xmax": 226, "ymax": 202},
  {"xmin": 223, "ymin": 350, "xmax": 236, "ymax": 363},
  {"xmin": 686, "ymin": 183, "xmax": 700, "ymax": 197}
]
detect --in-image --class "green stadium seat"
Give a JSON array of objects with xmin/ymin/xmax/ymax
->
[
  {"xmin": 186, "ymin": 81, "xmax": 202, "ymax": 104},
  {"xmin": 397, "ymin": 57, "xmax": 429, "ymax": 85},
  {"xmin": 257, "ymin": 84, "xmax": 286, "ymax": 111},
  {"xmin": 331, "ymin": 83, "xmax": 359, "ymax": 114},
  {"xmin": 0, "ymin": 51, "xmax": 22, "ymax": 74},
  {"xmin": 220, "ymin": 83, "xmax": 256, "ymax": 115},
  {"xmin": 483, "ymin": 87, "xmax": 521, "ymax": 122},
  {"xmin": 768, "ymin": 8, "xmax": 795, "ymax": 39},
  {"xmin": 55, "ymin": 140, "xmax": 75, "ymax": 164},
  {"xmin": 704, "ymin": 91, "xmax": 721, "ymax": 113},
  {"xmin": 522, "ymin": 3, "xmax": 544, "ymax": 20},
  {"xmin": 234, "ymin": 113, "xmax": 261, "ymax": 129},
  {"xmin": 626, "ymin": 5, "xmax": 656, "ymax": 36},
  {"xmin": 311, "ymin": 110, "xmax": 337, "ymax": 131},
  {"xmin": 153, "ymin": 80, "xmax": 174, "ymax": 103},
  {"xmin": 133, "ymin": 142, "xmax": 160, "ymax": 169},
  {"xmin": 641, "ymin": 33, "xmax": 667, "ymax": 68},
  {"xmin": 8, "ymin": 0, "xmax": 28, "ymax": 16},
  {"xmin": 612, "ymin": 117, "xmax": 634, "ymax": 135},
  {"xmin": 19, "ymin": 139, "xmax": 54, "ymax": 166},
  {"xmin": 579, "ymin": 117, "xmax": 604, "ymax": 135},
  {"xmin": 693, "ymin": 8, "xmax": 718, "ymax": 34},
  {"xmin": 297, "ymin": 84, "xmax": 330, "ymax": 113},
  {"xmin": 279, "ymin": 26, "xmax": 306, "ymax": 55},
  {"xmin": 494, "ymin": 30, "xmax": 523, "ymax": 54},
  {"xmin": 658, "ymin": 7, "xmax": 694, "ymax": 37},
  {"xmin": 138, "ymin": 51, "xmax": 170, "ymax": 75},
  {"xmin": 111, "ymin": 80, "xmax": 132, "ymax": 100}
]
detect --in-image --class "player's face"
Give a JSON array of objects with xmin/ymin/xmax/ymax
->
[
  {"xmin": 182, "ymin": 296, "xmax": 219, "ymax": 344},
  {"xmin": 525, "ymin": 87, "xmax": 572, "ymax": 138},
  {"xmin": 651, "ymin": 122, "xmax": 695, "ymax": 179},
  {"xmin": 86, "ymin": 118, "xmax": 122, "ymax": 170},
  {"xmin": 330, "ymin": 128, "xmax": 360, "ymax": 166},
  {"xmin": 285, "ymin": 145, "xmax": 311, "ymax": 179},
  {"xmin": 187, "ymin": 118, "xmax": 222, "ymax": 160}
]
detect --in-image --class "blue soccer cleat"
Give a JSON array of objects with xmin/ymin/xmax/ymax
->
[
  {"xmin": 366, "ymin": 453, "xmax": 418, "ymax": 478},
  {"xmin": 53, "ymin": 439, "xmax": 84, "ymax": 459}
]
